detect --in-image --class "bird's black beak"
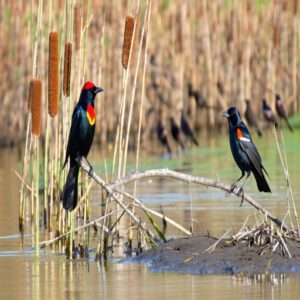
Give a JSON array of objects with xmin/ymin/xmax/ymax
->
[
  {"xmin": 94, "ymin": 87, "xmax": 104, "ymax": 95},
  {"xmin": 221, "ymin": 111, "xmax": 229, "ymax": 118}
]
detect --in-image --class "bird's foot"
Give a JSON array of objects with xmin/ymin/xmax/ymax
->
[
  {"xmin": 226, "ymin": 183, "xmax": 237, "ymax": 197},
  {"xmin": 237, "ymin": 188, "xmax": 244, "ymax": 206},
  {"xmin": 88, "ymin": 166, "xmax": 94, "ymax": 178}
]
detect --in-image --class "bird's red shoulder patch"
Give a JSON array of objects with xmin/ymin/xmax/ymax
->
[
  {"xmin": 86, "ymin": 104, "xmax": 96, "ymax": 125},
  {"xmin": 236, "ymin": 128, "xmax": 243, "ymax": 139},
  {"xmin": 236, "ymin": 128, "xmax": 250, "ymax": 142},
  {"xmin": 83, "ymin": 81, "xmax": 95, "ymax": 90}
]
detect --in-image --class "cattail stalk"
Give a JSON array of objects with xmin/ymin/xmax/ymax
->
[
  {"xmin": 130, "ymin": 11, "xmax": 140, "ymax": 67},
  {"xmin": 27, "ymin": 79, "xmax": 34, "ymax": 111},
  {"xmin": 48, "ymin": 31, "xmax": 59, "ymax": 117},
  {"xmin": 74, "ymin": 4, "xmax": 81, "ymax": 50},
  {"xmin": 122, "ymin": 15, "xmax": 135, "ymax": 69},
  {"xmin": 31, "ymin": 79, "xmax": 42, "ymax": 137},
  {"xmin": 63, "ymin": 41, "xmax": 72, "ymax": 97}
]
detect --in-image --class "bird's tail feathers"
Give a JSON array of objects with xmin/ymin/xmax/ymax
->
[
  {"xmin": 285, "ymin": 118, "xmax": 293, "ymax": 132},
  {"xmin": 166, "ymin": 141, "xmax": 172, "ymax": 154},
  {"xmin": 61, "ymin": 164, "xmax": 80, "ymax": 211},
  {"xmin": 257, "ymin": 128, "xmax": 263, "ymax": 137},
  {"xmin": 192, "ymin": 135, "xmax": 199, "ymax": 146},
  {"xmin": 253, "ymin": 168, "xmax": 271, "ymax": 193}
]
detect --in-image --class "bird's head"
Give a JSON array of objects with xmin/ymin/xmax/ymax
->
[
  {"xmin": 80, "ymin": 81, "xmax": 104, "ymax": 105},
  {"xmin": 221, "ymin": 107, "xmax": 242, "ymax": 126},
  {"xmin": 275, "ymin": 94, "xmax": 281, "ymax": 101}
]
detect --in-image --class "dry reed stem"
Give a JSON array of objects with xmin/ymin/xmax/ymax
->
[
  {"xmin": 122, "ymin": 15, "xmax": 134, "ymax": 69},
  {"xmin": 63, "ymin": 41, "xmax": 72, "ymax": 97},
  {"xmin": 48, "ymin": 31, "xmax": 59, "ymax": 117},
  {"xmin": 74, "ymin": 4, "xmax": 81, "ymax": 50},
  {"xmin": 28, "ymin": 79, "xmax": 34, "ymax": 111},
  {"xmin": 130, "ymin": 10, "xmax": 140, "ymax": 67},
  {"xmin": 31, "ymin": 79, "xmax": 42, "ymax": 137}
]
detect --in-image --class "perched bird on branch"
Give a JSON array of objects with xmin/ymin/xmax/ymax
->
[
  {"xmin": 222, "ymin": 107, "xmax": 271, "ymax": 197},
  {"xmin": 275, "ymin": 94, "xmax": 293, "ymax": 132},
  {"xmin": 61, "ymin": 81, "xmax": 103, "ymax": 211}
]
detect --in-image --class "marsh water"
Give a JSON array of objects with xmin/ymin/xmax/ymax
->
[{"xmin": 1, "ymin": 130, "xmax": 300, "ymax": 299}]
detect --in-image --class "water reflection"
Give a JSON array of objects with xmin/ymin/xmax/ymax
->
[
  {"xmin": 1, "ymin": 256, "xmax": 300, "ymax": 299},
  {"xmin": 0, "ymin": 130, "xmax": 300, "ymax": 299}
]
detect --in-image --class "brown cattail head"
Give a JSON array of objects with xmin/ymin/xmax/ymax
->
[
  {"xmin": 122, "ymin": 15, "xmax": 134, "ymax": 69},
  {"xmin": 31, "ymin": 79, "xmax": 42, "ymax": 137},
  {"xmin": 48, "ymin": 31, "xmax": 59, "ymax": 117},
  {"xmin": 293, "ymin": 0, "xmax": 298, "ymax": 15},
  {"xmin": 74, "ymin": 4, "xmax": 81, "ymax": 50},
  {"xmin": 63, "ymin": 41, "xmax": 72, "ymax": 97}
]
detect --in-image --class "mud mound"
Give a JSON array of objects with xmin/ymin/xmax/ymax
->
[{"xmin": 123, "ymin": 235, "xmax": 300, "ymax": 274}]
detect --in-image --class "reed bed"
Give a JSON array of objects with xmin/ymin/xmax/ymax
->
[
  {"xmin": 1, "ymin": 0, "xmax": 299, "ymax": 259},
  {"xmin": 1, "ymin": 0, "xmax": 300, "ymax": 146}
]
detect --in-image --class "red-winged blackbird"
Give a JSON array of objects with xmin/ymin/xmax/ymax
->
[
  {"xmin": 61, "ymin": 81, "xmax": 103, "ymax": 211},
  {"xmin": 262, "ymin": 99, "xmax": 278, "ymax": 128},
  {"xmin": 275, "ymin": 94, "xmax": 293, "ymax": 132},
  {"xmin": 244, "ymin": 99, "xmax": 262, "ymax": 137},
  {"xmin": 170, "ymin": 116, "xmax": 185, "ymax": 150},
  {"xmin": 180, "ymin": 110, "xmax": 199, "ymax": 146},
  {"xmin": 222, "ymin": 107, "xmax": 271, "ymax": 195},
  {"xmin": 156, "ymin": 119, "xmax": 172, "ymax": 154}
]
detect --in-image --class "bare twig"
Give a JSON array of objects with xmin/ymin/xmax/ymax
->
[
  {"xmin": 77, "ymin": 158, "xmax": 157, "ymax": 242},
  {"xmin": 109, "ymin": 168, "xmax": 290, "ymax": 231},
  {"xmin": 40, "ymin": 209, "xmax": 121, "ymax": 246}
]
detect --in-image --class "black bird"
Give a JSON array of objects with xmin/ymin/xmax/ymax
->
[
  {"xmin": 61, "ymin": 81, "xmax": 103, "ymax": 211},
  {"xmin": 180, "ymin": 110, "xmax": 199, "ymax": 146},
  {"xmin": 244, "ymin": 99, "xmax": 262, "ymax": 137},
  {"xmin": 262, "ymin": 99, "xmax": 278, "ymax": 128},
  {"xmin": 170, "ymin": 116, "xmax": 185, "ymax": 150},
  {"xmin": 222, "ymin": 107, "xmax": 271, "ymax": 195},
  {"xmin": 156, "ymin": 119, "xmax": 172, "ymax": 154},
  {"xmin": 275, "ymin": 94, "xmax": 293, "ymax": 132},
  {"xmin": 187, "ymin": 84, "xmax": 208, "ymax": 109}
]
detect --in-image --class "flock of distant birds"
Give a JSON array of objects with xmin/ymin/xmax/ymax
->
[{"xmin": 156, "ymin": 90, "xmax": 294, "ymax": 155}]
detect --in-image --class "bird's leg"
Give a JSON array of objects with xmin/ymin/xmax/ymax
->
[
  {"xmin": 226, "ymin": 172, "xmax": 245, "ymax": 197},
  {"xmin": 237, "ymin": 172, "xmax": 250, "ymax": 206}
]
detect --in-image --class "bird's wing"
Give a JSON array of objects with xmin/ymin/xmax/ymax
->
[
  {"xmin": 236, "ymin": 126, "xmax": 264, "ymax": 177},
  {"xmin": 63, "ymin": 107, "xmax": 82, "ymax": 168}
]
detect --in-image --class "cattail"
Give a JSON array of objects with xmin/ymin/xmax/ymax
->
[
  {"xmin": 48, "ymin": 31, "xmax": 59, "ymax": 117},
  {"xmin": 74, "ymin": 4, "xmax": 81, "ymax": 50},
  {"xmin": 122, "ymin": 15, "xmax": 134, "ymax": 69},
  {"xmin": 63, "ymin": 41, "xmax": 72, "ymax": 97},
  {"xmin": 31, "ymin": 79, "xmax": 42, "ymax": 137},
  {"xmin": 293, "ymin": 0, "xmax": 298, "ymax": 15}
]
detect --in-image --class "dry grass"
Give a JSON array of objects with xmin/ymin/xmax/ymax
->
[{"xmin": 1, "ymin": 1, "xmax": 300, "ymax": 146}]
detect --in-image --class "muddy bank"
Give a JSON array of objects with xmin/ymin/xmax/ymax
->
[{"xmin": 123, "ymin": 235, "xmax": 300, "ymax": 274}]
